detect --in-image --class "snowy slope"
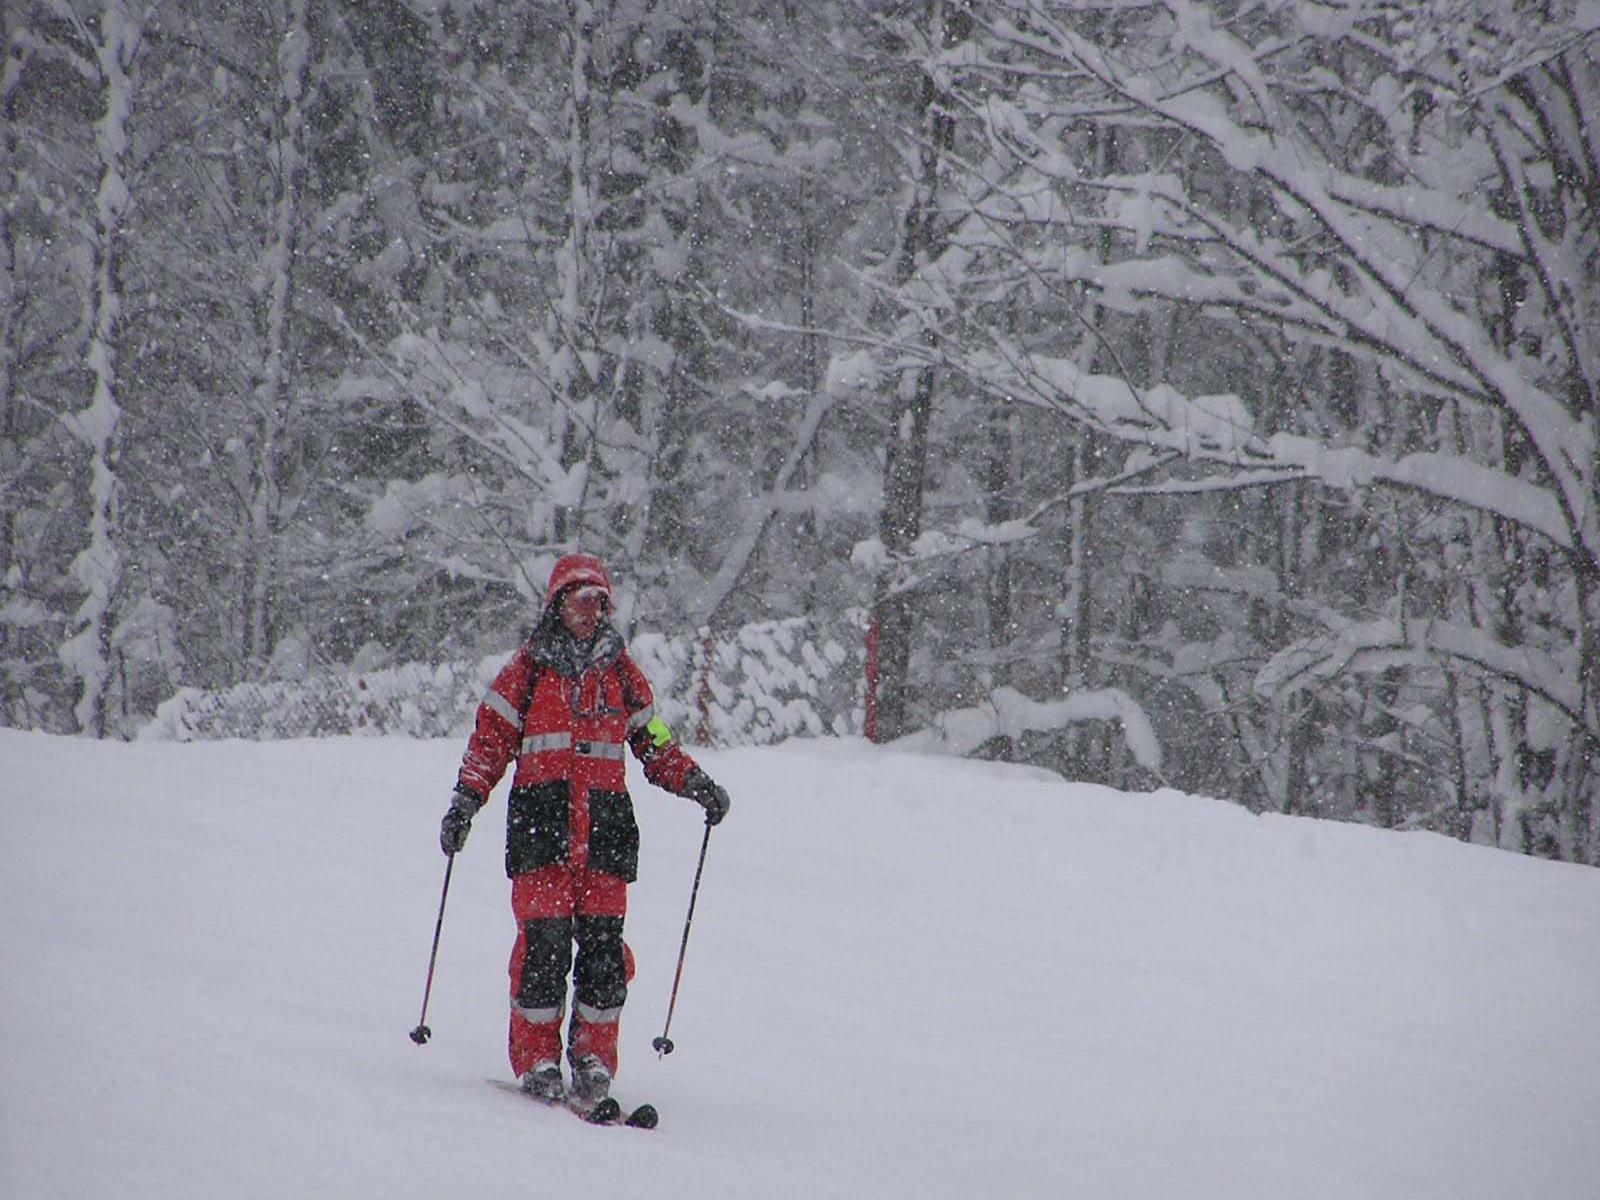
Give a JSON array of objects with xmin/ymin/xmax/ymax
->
[{"xmin": 2, "ymin": 729, "xmax": 1597, "ymax": 1200}]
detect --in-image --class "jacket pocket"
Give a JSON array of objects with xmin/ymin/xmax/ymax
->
[
  {"xmin": 587, "ymin": 788, "xmax": 639, "ymax": 882},
  {"xmin": 506, "ymin": 781, "xmax": 569, "ymax": 878}
]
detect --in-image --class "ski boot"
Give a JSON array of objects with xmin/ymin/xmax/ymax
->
[
  {"xmin": 569, "ymin": 1055, "xmax": 612, "ymax": 1107},
  {"xmin": 518, "ymin": 1061, "xmax": 565, "ymax": 1104}
]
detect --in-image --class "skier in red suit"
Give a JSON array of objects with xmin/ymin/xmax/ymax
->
[{"xmin": 438, "ymin": 553, "xmax": 730, "ymax": 1106}]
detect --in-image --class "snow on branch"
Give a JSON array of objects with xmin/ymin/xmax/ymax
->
[
  {"xmin": 1260, "ymin": 434, "xmax": 1574, "ymax": 550},
  {"xmin": 983, "ymin": 0, "xmax": 1597, "ymax": 568},
  {"xmin": 696, "ymin": 388, "xmax": 838, "ymax": 628},
  {"xmin": 1256, "ymin": 617, "xmax": 1590, "ymax": 737},
  {"xmin": 894, "ymin": 685, "xmax": 1163, "ymax": 776},
  {"xmin": 1322, "ymin": 174, "xmax": 1523, "ymax": 258},
  {"xmin": 973, "ymin": 348, "xmax": 1263, "ymax": 458},
  {"xmin": 969, "ymin": 326, "xmax": 1575, "ymax": 553}
]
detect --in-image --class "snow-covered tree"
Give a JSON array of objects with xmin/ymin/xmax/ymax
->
[
  {"xmin": 4, "ymin": 0, "xmax": 159, "ymax": 736},
  {"xmin": 896, "ymin": 0, "xmax": 1599, "ymax": 858},
  {"xmin": 3, "ymin": 0, "xmax": 1593, "ymax": 867}
]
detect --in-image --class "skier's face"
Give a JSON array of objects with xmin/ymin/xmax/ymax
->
[{"xmin": 560, "ymin": 585, "xmax": 607, "ymax": 641}]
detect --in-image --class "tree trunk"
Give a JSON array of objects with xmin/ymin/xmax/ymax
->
[
  {"xmin": 873, "ymin": 366, "xmax": 937, "ymax": 742},
  {"xmin": 1564, "ymin": 554, "xmax": 1598, "ymax": 863},
  {"xmin": 869, "ymin": 0, "xmax": 960, "ymax": 743},
  {"xmin": 63, "ymin": 1, "xmax": 146, "ymax": 736},
  {"xmin": 242, "ymin": 0, "xmax": 310, "ymax": 675},
  {"xmin": 0, "ymin": 14, "xmax": 23, "ymax": 581},
  {"xmin": 985, "ymin": 403, "xmax": 1014, "ymax": 693},
  {"xmin": 1060, "ymin": 437, "xmax": 1093, "ymax": 692},
  {"xmin": 555, "ymin": 0, "xmax": 601, "ymax": 547}
]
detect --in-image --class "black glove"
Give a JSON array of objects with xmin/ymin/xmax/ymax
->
[
  {"xmin": 440, "ymin": 788, "xmax": 484, "ymax": 856},
  {"xmin": 684, "ymin": 768, "xmax": 731, "ymax": 826}
]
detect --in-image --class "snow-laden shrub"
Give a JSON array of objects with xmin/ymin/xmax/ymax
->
[{"xmin": 141, "ymin": 612, "xmax": 869, "ymax": 747}]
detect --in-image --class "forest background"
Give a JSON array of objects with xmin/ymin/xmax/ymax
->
[{"xmin": 3, "ymin": 0, "xmax": 1597, "ymax": 864}]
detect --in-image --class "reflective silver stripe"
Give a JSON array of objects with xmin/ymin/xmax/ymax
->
[
  {"xmin": 482, "ymin": 688, "xmax": 524, "ymax": 731},
  {"xmin": 574, "ymin": 1002, "xmax": 622, "ymax": 1026},
  {"xmin": 574, "ymin": 740, "xmax": 625, "ymax": 761},
  {"xmin": 522, "ymin": 731, "xmax": 572, "ymax": 754},
  {"xmin": 513, "ymin": 1001, "xmax": 564, "ymax": 1025},
  {"xmin": 627, "ymin": 704, "xmax": 655, "ymax": 732}
]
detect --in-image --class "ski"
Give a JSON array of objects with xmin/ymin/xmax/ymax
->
[
  {"xmin": 487, "ymin": 1079, "xmax": 657, "ymax": 1129},
  {"xmin": 569, "ymin": 1095, "xmax": 623, "ymax": 1125},
  {"xmin": 574, "ymin": 1096, "xmax": 659, "ymax": 1128}
]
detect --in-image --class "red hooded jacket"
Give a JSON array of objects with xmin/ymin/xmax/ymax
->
[{"xmin": 455, "ymin": 555, "xmax": 700, "ymax": 881}]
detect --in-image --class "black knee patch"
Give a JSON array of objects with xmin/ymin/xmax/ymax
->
[
  {"xmin": 518, "ymin": 915, "xmax": 574, "ymax": 1009},
  {"xmin": 573, "ymin": 915, "xmax": 627, "ymax": 1010}
]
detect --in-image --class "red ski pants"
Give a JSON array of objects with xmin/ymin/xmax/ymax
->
[{"xmin": 508, "ymin": 864, "xmax": 634, "ymax": 1078}]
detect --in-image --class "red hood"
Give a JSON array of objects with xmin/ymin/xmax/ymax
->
[{"xmin": 544, "ymin": 553, "xmax": 613, "ymax": 611}]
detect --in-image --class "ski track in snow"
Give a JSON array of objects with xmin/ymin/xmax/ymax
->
[{"xmin": 2, "ymin": 729, "xmax": 1597, "ymax": 1199}]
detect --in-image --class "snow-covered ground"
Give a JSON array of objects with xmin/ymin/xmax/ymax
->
[{"xmin": 3, "ymin": 728, "xmax": 1597, "ymax": 1199}]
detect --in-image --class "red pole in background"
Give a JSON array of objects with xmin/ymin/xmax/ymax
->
[{"xmin": 863, "ymin": 610, "xmax": 881, "ymax": 743}]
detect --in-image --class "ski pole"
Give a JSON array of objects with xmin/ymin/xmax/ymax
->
[
  {"xmin": 652, "ymin": 820, "xmax": 713, "ymax": 1056},
  {"xmin": 409, "ymin": 853, "xmax": 455, "ymax": 1045}
]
